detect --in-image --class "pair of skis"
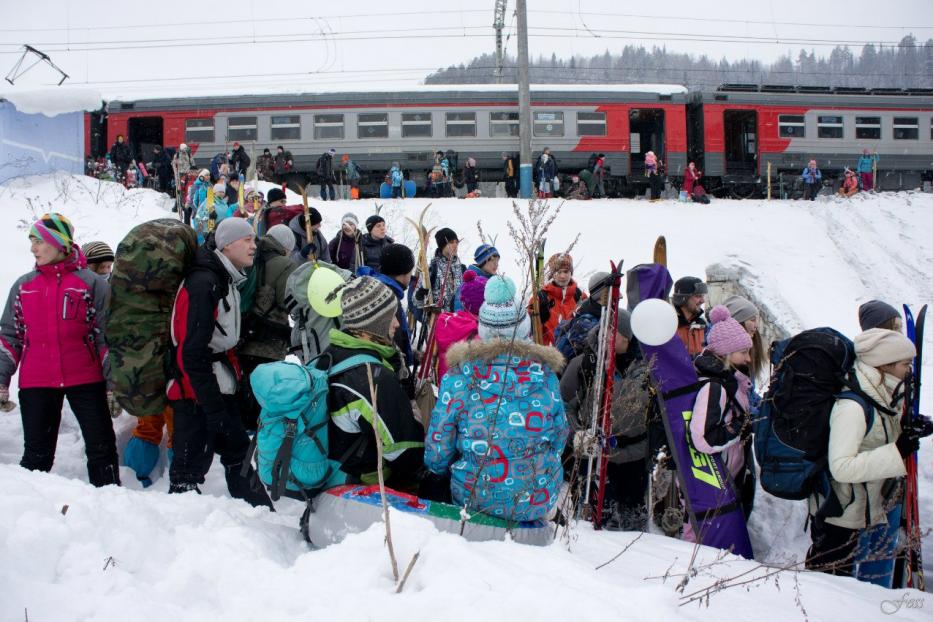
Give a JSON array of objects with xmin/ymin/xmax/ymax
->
[
  {"xmin": 894, "ymin": 304, "xmax": 926, "ymax": 590},
  {"xmin": 586, "ymin": 237, "xmax": 665, "ymax": 528},
  {"xmin": 584, "ymin": 260, "xmax": 624, "ymax": 529}
]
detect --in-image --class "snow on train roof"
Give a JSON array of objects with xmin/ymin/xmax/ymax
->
[
  {"xmin": 104, "ymin": 82, "xmax": 688, "ymax": 103},
  {"xmin": 0, "ymin": 88, "xmax": 103, "ymax": 117}
]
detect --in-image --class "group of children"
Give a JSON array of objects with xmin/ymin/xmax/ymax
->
[{"xmin": 1, "ymin": 202, "xmax": 927, "ymax": 590}]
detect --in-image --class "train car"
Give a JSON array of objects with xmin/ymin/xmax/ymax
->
[
  {"xmin": 98, "ymin": 84, "xmax": 689, "ymax": 196},
  {"xmin": 689, "ymin": 85, "xmax": 933, "ymax": 198}
]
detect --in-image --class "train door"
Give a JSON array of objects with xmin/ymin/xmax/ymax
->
[
  {"xmin": 127, "ymin": 117, "xmax": 164, "ymax": 163},
  {"xmin": 629, "ymin": 109, "xmax": 665, "ymax": 175},
  {"xmin": 723, "ymin": 110, "xmax": 757, "ymax": 175}
]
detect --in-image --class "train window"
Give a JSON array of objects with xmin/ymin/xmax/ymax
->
[
  {"xmin": 490, "ymin": 112, "xmax": 520, "ymax": 137},
  {"xmin": 778, "ymin": 115, "xmax": 805, "ymax": 138},
  {"xmin": 533, "ymin": 111, "xmax": 564, "ymax": 137},
  {"xmin": 577, "ymin": 111, "xmax": 606, "ymax": 136},
  {"xmin": 314, "ymin": 114, "xmax": 345, "ymax": 140},
  {"xmin": 817, "ymin": 115, "xmax": 843, "ymax": 139},
  {"xmin": 270, "ymin": 115, "xmax": 300, "ymax": 141},
  {"xmin": 893, "ymin": 117, "xmax": 919, "ymax": 140},
  {"xmin": 358, "ymin": 113, "xmax": 388, "ymax": 139},
  {"xmin": 402, "ymin": 112, "xmax": 432, "ymax": 138},
  {"xmin": 446, "ymin": 112, "xmax": 477, "ymax": 137},
  {"xmin": 227, "ymin": 116, "xmax": 257, "ymax": 141},
  {"xmin": 855, "ymin": 116, "xmax": 881, "ymax": 140},
  {"xmin": 185, "ymin": 118, "xmax": 214, "ymax": 143}
]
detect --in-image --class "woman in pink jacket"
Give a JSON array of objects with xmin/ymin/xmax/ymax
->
[
  {"xmin": 0, "ymin": 214, "xmax": 119, "ymax": 486},
  {"xmin": 683, "ymin": 305, "xmax": 753, "ymax": 542}
]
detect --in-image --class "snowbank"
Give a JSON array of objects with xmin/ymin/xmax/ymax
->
[
  {"xmin": 0, "ymin": 174, "xmax": 930, "ymax": 619},
  {"xmin": 0, "ymin": 88, "xmax": 103, "ymax": 117}
]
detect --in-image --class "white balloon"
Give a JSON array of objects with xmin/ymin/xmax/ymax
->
[{"xmin": 630, "ymin": 298, "xmax": 678, "ymax": 346}]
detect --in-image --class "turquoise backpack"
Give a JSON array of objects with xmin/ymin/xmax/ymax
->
[{"xmin": 249, "ymin": 353, "xmax": 379, "ymax": 501}]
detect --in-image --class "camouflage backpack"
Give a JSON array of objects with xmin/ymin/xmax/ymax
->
[{"xmin": 108, "ymin": 219, "xmax": 198, "ymax": 416}]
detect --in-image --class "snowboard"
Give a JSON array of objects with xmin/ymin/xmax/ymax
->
[{"xmin": 632, "ymin": 263, "xmax": 753, "ymax": 558}]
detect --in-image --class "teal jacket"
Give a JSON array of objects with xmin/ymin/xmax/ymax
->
[{"xmin": 856, "ymin": 153, "xmax": 879, "ymax": 174}]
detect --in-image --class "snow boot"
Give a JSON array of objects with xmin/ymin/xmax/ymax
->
[
  {"xmin": 168, "ymin": 482, "xmax": 201, "ymax": 495},
  {"xmin": 225, "ymin": 463, "xmax": 274, "ymax": 510},
  {"xmin": 88, "ymin": 462, "xmax": 121, "ymax": 487}
]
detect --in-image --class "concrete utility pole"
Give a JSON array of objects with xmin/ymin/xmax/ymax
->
[
  {"xmin": 493, "ymin": 0, "xmax": 508, "ymax": 83},
  {"xmin": 516, "ymin": 0, "xmax": 533, "ymax": 198}
]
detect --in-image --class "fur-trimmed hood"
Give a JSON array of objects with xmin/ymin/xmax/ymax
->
[{"xmin": 445, "ymin": 338, "xmax": 565, "ymax": 373}]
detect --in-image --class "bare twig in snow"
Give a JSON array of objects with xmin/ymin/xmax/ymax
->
[
  {"xmin": 595, "ymin": 532, "xmax": 645, "ymax": 570},
  {"xmin": 365, "ymin": 365, "xmax": 399, "ymax": 582},
  {"xmin": 396, "ymin": 551, "xmax": 421, "ymax": 593}
]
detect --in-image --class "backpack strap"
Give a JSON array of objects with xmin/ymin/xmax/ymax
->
[
  {"xmin": 269, "ymin": 419, "xmax": 299, "ymax": 501},
  {"xmin": 661, "ymin": 379, "xmax": 710, "ymax": 400},
  {"xmin": 328, "ymin": 354, "xmax": 381, "ymax": 376},
  {"xmin": 835, "ymin": 390, "xmax": 876, "ymax": 431}
]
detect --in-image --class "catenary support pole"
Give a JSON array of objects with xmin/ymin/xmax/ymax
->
[{"xmin": 517, "ymin": 0, "xmax": 533, "ymax": 199}]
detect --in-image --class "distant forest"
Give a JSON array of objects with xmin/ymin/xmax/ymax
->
[{"xmin": 425, "ymin": 36, "xmax": 933, "ymax": 89}]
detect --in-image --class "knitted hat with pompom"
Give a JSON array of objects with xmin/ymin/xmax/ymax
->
[
  {"xmin": 478, "ymin": 275, "xmax": 531, "ymax": 341},
  {"xmin": 706, "ymin": 305, "xmax": 752, "ymax": 357},
  {"xmin": 459, "ymin": 270, "xmax": 488, "ymax": 316}
]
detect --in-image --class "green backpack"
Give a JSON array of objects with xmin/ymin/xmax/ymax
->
[{"xmin": 108, "ymin": 219, "xmax": 198, "ymax": 416}]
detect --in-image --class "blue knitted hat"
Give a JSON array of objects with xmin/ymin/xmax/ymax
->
[
  {"xmin": 478, "ymin": 275, "xmax": 531, "ymax": 341},
  {"xmin": 473, "ymin": 243, "xmax": 500, "ymax": 267}
]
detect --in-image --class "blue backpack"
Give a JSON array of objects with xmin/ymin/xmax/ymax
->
[
  {"xmin": 249, "ymin": 353, "xmax": 379, "ymax": 501},
  {"xmin": 753, "ymin": 328, "xmax": 892, "ymax": 510},
  {"xmin": 553, "ymin": 312, "xmax": 600, "ymax": 361}
]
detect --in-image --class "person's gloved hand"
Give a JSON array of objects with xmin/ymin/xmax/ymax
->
[
  {"xmin": 123, "ymin": 436, "xmax": 160, "ymax": 488},
  {"xmin": 415, "ymin": 287, "xmax": 428, "ymax": 303},
  {"xmin": 895, "ymin": 416, "xmax": 932, "ymax": 459},
  {"xmin": 907, "ymin": 415, "xmax": 933, "ymax": 439},
  {"xmin": 0, "ymin": 385, "xmax": 14, "ymax": 412},
  {"xmin": 107, "ymin": 391, "xmax": 123, "ymax": 419}
]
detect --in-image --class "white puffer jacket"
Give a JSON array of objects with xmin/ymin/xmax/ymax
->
[{"xmin": 810, "ymin": 361, "xmax": 907, "ymax": 529}]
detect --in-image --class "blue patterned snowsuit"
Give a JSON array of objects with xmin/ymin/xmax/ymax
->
[{"xmin": 425, "ymin": 339, "xmax": 569, "ymax": 522}]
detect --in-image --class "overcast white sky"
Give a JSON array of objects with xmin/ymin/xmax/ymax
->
[{"xmin": 0, "ymin": 0, "xmax": 930, "ymax": 99}]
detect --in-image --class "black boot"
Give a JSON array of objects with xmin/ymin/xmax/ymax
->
[
  {"xmin": 224, "ymin": 463, "xmax": 274, "ymax": 510},
  {"xmin": 88, "ymin": 462, "xmax": 121, "ymax": 487},
  {"xmin": 169, "ymin": 482, "xmax": 201, "ymax": 495}
]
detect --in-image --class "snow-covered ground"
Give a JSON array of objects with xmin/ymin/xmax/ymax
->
[{"xmin": 0, "ymin": 173, "xmax": 930, "ymax": 620}]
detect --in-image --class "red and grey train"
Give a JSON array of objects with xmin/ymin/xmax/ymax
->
[{"xmin": 88, "ymin": 83, "xmax": 933, "ymax": 197}]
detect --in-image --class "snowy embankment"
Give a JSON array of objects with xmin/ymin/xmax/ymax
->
[{"xmin": 0, "ymin": 173, "xmax": 930, "ymax": 621}]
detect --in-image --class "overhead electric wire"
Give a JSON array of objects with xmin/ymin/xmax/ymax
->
[{"xmin": 69, "ymin": 64, "xmax": 930, "ymax": 91}]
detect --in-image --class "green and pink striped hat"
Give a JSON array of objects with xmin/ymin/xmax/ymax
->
[{"xmin": 29, "ymin": 213, "xmax": 74, "ymax": 253}]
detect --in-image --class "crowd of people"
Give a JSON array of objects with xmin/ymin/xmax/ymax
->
[
  {"xmin": 0, "ymin": 196, "xmax": 927, "ymax": 589},
  {"xmin": 86, "ymin": 133, "xmax": 885, "ymax": 203}
]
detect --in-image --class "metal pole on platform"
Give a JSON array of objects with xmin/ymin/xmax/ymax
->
[{"xmin": 517, "ymin": 0, "xmax": 533, "ymax": 198}]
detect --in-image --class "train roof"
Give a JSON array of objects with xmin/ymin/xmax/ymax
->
[
  {"xmin": 697, "ymin": 85, "xmax": 933, "ymax": 108},
  {"xmin": 108, "ymin": 83, "xmax": 690, "ymax": 111}
]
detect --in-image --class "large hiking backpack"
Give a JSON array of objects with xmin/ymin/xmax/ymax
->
[
  {"xmin": 284, "ymin": 261, "xmax": 352, "ymax": 363},
  {"xmin": 259, "ymin": 204, "xmax": 303, "ymax": 236},
  {"xmin": 250, "ymin": 353, "xmax": 378, "ymax": 500},
  {"xmin": 554, "ymin": 312, "xmax": 600, "ymax": 361},
  {"xmin": 753, "ymin": 327, "xmax": 888, "ymax": 502},
  {"xmin": 108, "ymin": 219, "xmax": 198, "ymax": 416}
]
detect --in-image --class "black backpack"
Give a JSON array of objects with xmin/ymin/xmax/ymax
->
[
  {"xmin": 587, "ymin": 153, "xmax": 599, "ymax": 172},
  {"xmin": 753, "ymin": 328, "xmax": 895, "ymax": 506},
  {"xmin": 445, "ymin": 149, "xmax": 459, "ymax": 172}
]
